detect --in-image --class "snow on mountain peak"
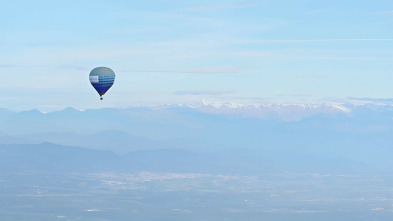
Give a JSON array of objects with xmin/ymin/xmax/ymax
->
[
  {"xmin": 182, "ymin": 100, "xmax": 352, "ymax": 121},
  {"xmin": 187, "ymin": 100, "xmax": 245, "ymax": 109}
]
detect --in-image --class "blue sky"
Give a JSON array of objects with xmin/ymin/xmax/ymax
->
[{"xmin": 0, "ymin": 0, "xmax": 392, "ymax": 111}]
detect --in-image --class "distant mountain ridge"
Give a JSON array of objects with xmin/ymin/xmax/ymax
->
[
  {"xmin": 0, "ymin": 102, "xmax": 392, "ymax": 171},
  {"xmin": 0, "ymin": 143, "xmax": 370, "ymax": 174},
  {"xmin": 0, "ymin": 101, "xmax": 392, "ymax": 135},
  {"xmin": 3, "ymin": 100, "xmax": 393, "ymax": 120}
]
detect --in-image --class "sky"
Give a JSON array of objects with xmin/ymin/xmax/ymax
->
[{"xmin": 0, "ymin": 0, "xmax": 392, "ymax": 111}]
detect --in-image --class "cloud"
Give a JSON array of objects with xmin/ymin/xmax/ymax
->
[
  {"xmin": 174, "ymin": 2, "xmax": 261, "ymax": 12},
  {"xmin": 274, "ymin": 94, "xmax": 313, "ymax": 99},
  {"xmin": 347, "ymin": 97, "xmax": 393, "ymax": 103},
  {"xmin": 58, "ymin": 65, "xmax": 91, "ymax": 71},
  {"xmin": 0, "ymin": 64, "xmax": 92, "ymax": 72},
  {"xmin": 247, "ymin": 39, "xmax": 393, "ymax": 43},
  {"xmin": 376, "ymin": 11, "xmax": 393, "ymax": 14},
  {"xmin": 219, "ymin": 96, "xmax": 272, "ymax": 102},
  {"xmin": 319, "ymin": 97, "xmax": 393, "ymax": 105},
  {"xmin": 0, "ymin": 64, "xmax": 25, "ymax": 69},
  {"xmin": 183, "ymin": 66, "xmax": 244, "ymax": 74},
  {"xmin": 371, "ymin": 208, "xmax": 385, "ymax": 211},
  {"xmin": 292, "ymin": 78, "xmax": 319, "ymax": 82},
  {"xmin": 118, "ymin": 66, "xmax": 245, "ymax": 74},
  {"xmin": 294, "ymin": 210, "xmax": 327, "ymax": 214},
  {"xmin": 174, "ymin": 90, "xmax": 235, "ymax": 95}
]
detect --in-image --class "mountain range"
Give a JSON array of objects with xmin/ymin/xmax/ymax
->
[{"xmin": 0, "ymin": 101, "xmax": 392, "ymax": 173}]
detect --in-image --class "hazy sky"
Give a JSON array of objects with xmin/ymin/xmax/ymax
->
[{"xmin": 1, "ymin": 0, "xmax": 392, "ymax": 111}]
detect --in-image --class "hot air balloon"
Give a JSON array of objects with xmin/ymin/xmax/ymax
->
[{"xmin": 89, "ymin": 67, "xmax": 115, "ymax": 100}]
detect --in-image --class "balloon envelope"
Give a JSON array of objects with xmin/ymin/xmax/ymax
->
[{"xmin": 89, "ymin": 67, "xmax": 115, "ymax": 98}]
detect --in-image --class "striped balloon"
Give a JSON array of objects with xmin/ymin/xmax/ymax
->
[{"xmin": 89, "ymin": 67, "xmax": 115, "ymax": 100}]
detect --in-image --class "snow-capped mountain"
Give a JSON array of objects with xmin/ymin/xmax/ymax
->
[
  {"xmin": 165, "ymin": 100, "xmax": 351, "ymax": 121},
  {"xmin": 0, "ymin": 101, "xmax": 393, "ymax": 170}
]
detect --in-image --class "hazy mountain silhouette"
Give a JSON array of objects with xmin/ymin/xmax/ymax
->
[
  {"xmin": 0, "ymin": 103, "xmax": 392, "ymax": 171},
  {"xmin": 0, "ymin": 143, "xmax": 368, "ymax": 174},
  {"xmin": 0, "ymin": 143, "xmax": 120, "ymax": 172}
]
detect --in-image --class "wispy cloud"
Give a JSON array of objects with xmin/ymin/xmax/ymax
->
[
  {"xmin": 319, "ymin": 97, "xmax": 393, "ymax": 105},
  {"xmin": 174, "ymin": 2, "xmax": 261, "ymax": 12},
  {"xmin": 347, "ymin": 97, "xmax": 393, "ymax": 103},
  {"xmin": 306, "ymin": 9, "xmax": 329, "ymax": 15},
  {"xmin": 118, "ymin": 66, "xmax": 245, "ymax": 74},
  {"xmin": 274, "ymin": 94, "xmax": 313, "ymax": 99},
  {"xmin": 0, "ymin": 64, "xmax": 25, "ymax": 69},
  {"xmin": 184, "ymin": 66, "xmax": 244, "ymax": 74},
  {"xmin": 371, "ymin": 208, "xmax": 385, "ymax": 211},
  {"xmin": 175, "ymin": 90, "xmax": 235, "ymax": 96},
  {"xmin": 217, "ymin": 95, "xmax": 272, "ymax": 102},
  {"xmin": 376, "ymin": 10, "xmax": 393, "ymax": 14},
  {"xmin": 248, "ymin": 39, "xmax": 393, "ymax": 43},
  {"xmin": 0, "ymin": 64, "xmax": 92, "ymax": 71},
  {"xmin": 58, "ymin": 65, "xmax": 91, "ymax": 71},
  {"xmin": 292, "ymin": 78, "xmax": 319, "ymax": 82}
]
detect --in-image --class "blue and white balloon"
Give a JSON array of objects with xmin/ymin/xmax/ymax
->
[{"xmin": 89, "ymin": 67, "xmax": 115, "ymax": 100}]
